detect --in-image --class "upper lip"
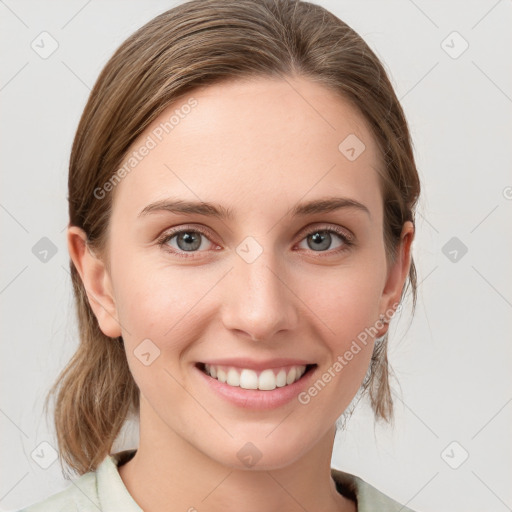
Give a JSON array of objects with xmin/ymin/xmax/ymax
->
[{"xmin": 198, "ymin": 358, "xmax": 315, "ymax": 371}]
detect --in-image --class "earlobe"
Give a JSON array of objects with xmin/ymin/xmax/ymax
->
[
  {"xmin": 378, "ymin": 221, "xmax": 415, "ymax": 334},
  {"xmin": 67, "ymin": 226, "xmax": 122, "ymax": 338}
]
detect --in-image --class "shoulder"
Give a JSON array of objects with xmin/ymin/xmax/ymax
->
[
  {"xmin": 331, "ymin": 467, "xmax": 418, "ymax": 512},
  {"xmin": 16, "ymin": 471, "xmax": 99, "ymax": 512},
  {"xmin": 17, "ymin": 450, "xmax": 139, "ymax": 512}
]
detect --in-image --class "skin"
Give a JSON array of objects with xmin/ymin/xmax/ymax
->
[{"xmin": 68, "ymin": 75, "xmax": 414, "ymax": 512}]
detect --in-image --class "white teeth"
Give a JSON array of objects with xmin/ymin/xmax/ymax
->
[
  {"xmin": 226, "ymin": 368, "xmax": 240, "ymax": 386},
  {"xmin": 276, "ymin": 369, "xmax": 287, "ymax": 387},
  {"xmin": 286, "ymin": 367, "xmax": 297, "ymax": 385},
  {"xmin": 203, "ymin": 364, "xmax": 308, "ymax": 390},
  {"xmin": 239, "ymin": 369, "xmax": 258, "ymax": 389},
  {"xmin": 258, "ymin": 369, "xmax": 277, "ymax": 390}
]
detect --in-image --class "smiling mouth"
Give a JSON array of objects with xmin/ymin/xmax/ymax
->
[{"xmin": 196, "ymin": 362, "xmax": 317, "ymax": 391}]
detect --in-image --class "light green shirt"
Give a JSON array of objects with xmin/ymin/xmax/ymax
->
[{"xmin": 18, "ymin": 449, "xmax": 416, "ymax": 511}]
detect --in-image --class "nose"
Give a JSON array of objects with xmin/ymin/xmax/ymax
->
[{"xmin": 220, "ymin": 249, "xmax": 299, "ymax": 342}]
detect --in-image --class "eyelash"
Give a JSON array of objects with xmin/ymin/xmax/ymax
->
[{"xmin": 156, "ymin": 224, "xmax": 354, "ymax": 259}]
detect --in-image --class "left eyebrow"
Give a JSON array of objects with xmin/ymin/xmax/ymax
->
[
  {"xmin": 137, "ymin": 196, "xmax": 371, "ymax": 220},
  {"xmin": 291, "ymin": 197, "xmax": 371, "ymax": 219}
]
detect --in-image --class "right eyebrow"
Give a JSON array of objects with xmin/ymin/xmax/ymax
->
[{"xmin": 138, "ymin": 199, "xmax": 234, "ymax": 220}]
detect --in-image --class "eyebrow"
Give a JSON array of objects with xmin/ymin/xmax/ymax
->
[{"xmin": 138, "ymin": 197, "xmax": 371, "ymax": 220}]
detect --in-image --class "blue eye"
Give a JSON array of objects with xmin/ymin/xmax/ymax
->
[
  {"xmin": 299, "ymin": 228, "xmax": 352, "ymax": 252},
  {"xmin": 157, "ymin": 225, "xmax": 354, "ymax": 258},
  {"xmin": 158, "ymin": 228, "xmax": 215, "ymax": 256},
  {"xmin": 171, "ymin": 231, "xmax": 203, "ymax": 251}
]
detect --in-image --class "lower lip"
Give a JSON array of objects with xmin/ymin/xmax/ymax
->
[{"xmin": 195, "ymin": 364, "xmax": 317, "ymax": 410}]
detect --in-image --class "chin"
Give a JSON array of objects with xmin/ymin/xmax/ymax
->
[{"xmin": 209, "ymin": 429, "xmax": 317, "ymax": 471}]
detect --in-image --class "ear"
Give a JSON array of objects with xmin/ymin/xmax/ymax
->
[
  {"xmin": 377, "ymin": 221, "xmax": 415, "ymax": 336},
  {"xmin": 67, "ymin": 225, "xmax": 122, "ymax": 338}
]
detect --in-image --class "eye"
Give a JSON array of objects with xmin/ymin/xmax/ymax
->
[
  {"xmin": 157, "ymin": 227, "xmax": 218, "ymax": 258},
  {"xmin": 296, "ymin": 226, "xmax": 354, "ymax": 255},
  {"xmin": 157, "ymin": 224, "xmax": 354, "ymax": 259}
]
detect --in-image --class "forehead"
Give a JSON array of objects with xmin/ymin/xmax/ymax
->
[{"xmin": 112, "ymin": 76, "xmax": 383, "ymax": 222}]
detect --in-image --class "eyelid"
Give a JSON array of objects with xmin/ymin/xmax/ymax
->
[
  {"xmin": 156, "ymin": 224, "xmax": 219, "ymax": 251},
  {"xmin": 157, "ymin": 222, "xmax": 355, "ymax": 257},
  {"xmin": 295, "ymin": 223, "xmax": 354, "ymax": 244}
]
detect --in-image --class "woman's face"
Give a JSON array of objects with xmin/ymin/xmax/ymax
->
[{"xmin": 84, "ymin": 76, "xmax": 412, "ymax": 469}]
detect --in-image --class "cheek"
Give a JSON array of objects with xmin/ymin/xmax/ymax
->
[
  {"xmin": 112, "ymin": 262, "xmax": 209, "ymax": 402},
  {"xmin": 288, "ymin": 270, "xmax": 381, "ymax": 424},
  {"xmin": 306, "ymin": 263, "xmax": 383, "ymax": 340},
  {"xmin": 112, "ymin": 256, "xmax": 219, "ymax": 353},
  {"xmin": 306, "ymin": 264, "xmax": 384, "ymax": 387}
]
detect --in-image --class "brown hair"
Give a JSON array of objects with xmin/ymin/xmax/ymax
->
[{"xmin": 45, "ymin": 0, "xmax": 420, "ymax": 476}]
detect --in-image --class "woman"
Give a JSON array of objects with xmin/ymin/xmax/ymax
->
[{"xmin": 20, "ymin": 0, "xmax": 420, "ymax": 510}]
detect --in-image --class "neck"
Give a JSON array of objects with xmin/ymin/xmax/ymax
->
[{"xmin": 118, "ymin": 398, "xmax": 355, "ymax": 512}]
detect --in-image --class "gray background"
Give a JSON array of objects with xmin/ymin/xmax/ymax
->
[{"xmin": 1, "ymin": 1, "xmax": 511, "ymax": 511}]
